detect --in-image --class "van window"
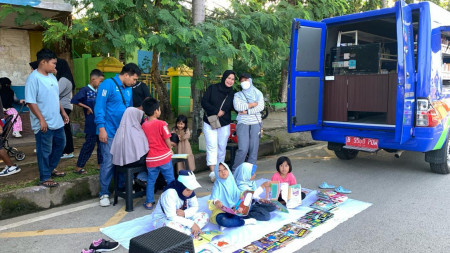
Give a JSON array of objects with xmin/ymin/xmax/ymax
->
[{"xmin": 442, "ymin": 31, "xmax": 450, "ymax": 88}]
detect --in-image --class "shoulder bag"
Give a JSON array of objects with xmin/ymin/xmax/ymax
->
[{"xmin": 206, "ymin": 95, "xmax": 228, "ymax": 130}]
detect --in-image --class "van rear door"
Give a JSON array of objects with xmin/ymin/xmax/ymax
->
[
  {"xmin": 288, "ymin": 19, "xmax": 326, "ymax": 133},
  {"xmin": 395, "ymin": 0, "xmax": 415, "ymax": 144}
]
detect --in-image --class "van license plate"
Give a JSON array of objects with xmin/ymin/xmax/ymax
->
[{"xmin": 345, "ymin": 136, "xmax": 378, "ymax": 149}]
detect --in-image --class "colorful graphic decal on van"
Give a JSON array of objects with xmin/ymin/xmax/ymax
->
[
  {"xmin": 431, "ymin": 99, "xmax": 450, "ymax": 150},
  {"xmin": 433, "ymin": 116, "xmax": 450, "ymax": 150}
]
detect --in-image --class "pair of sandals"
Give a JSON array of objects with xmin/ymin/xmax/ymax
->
[
  {"xmin": 319, "ymin": 182, "xmax": 352, "ymax": 194},
  {"xmin": 39, "ymin": 170, "xmax": 67, "ymax": 188}
]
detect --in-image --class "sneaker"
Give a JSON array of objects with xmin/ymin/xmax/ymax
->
[
  {"xmin": 12, "ymin": 131, "xmax": 22, "ymax": 138},
  {"xmin": 0, "ymin": 165, "xmax": 21, "ymax": 177},
  {"xmin": 81, "ymin": 249, "xmax": 95, "ymax": 253},
  {"xmin": 209, "ymin": 171, "xmax": 216, "ymax": 183},
  {"xmin": 89, "ymin": 238, "xmax": 120, "ymax": 252},
  {"xmin": 99, "ymin": 195, "xmax": 110, "ymax": 207},
  {"xmin": 61, "ymin": 153, "xmax": 74, "ymax": 159}
]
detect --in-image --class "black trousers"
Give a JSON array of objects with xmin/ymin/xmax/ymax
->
[{"xmin": 63, "ymin": 108, "xmax": 74, "ymax": 154}]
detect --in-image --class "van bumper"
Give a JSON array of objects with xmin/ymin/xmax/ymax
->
[{"xmin": 311, "ymin": 124, "xmax": 444, "ymax": 152}]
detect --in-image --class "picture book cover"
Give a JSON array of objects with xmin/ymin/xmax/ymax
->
[
  {"xmin": 220, "ymin": 191, "xmax": 254, "ymax": 216},
  {"xmin": 281, "ymin": 223, "xmax": 310, "ymax": 238},
  {"xmin": 211, "ymin": 239, "xmax": 233, "ymax": 252},
  {"xmin": 285, "ymin": 184, "xmax": 302, "ymax": 209},
  {"xmin": 193, "ymin": 230, "xmax": 223, "ymax": 248},
  {"xmin": 309, "ymin": 199, "xmax": 337, "ymax": 212}
]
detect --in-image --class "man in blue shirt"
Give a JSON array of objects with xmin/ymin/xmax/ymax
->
[
  {"xmin": 25, "ymin": 49, "xmax": 69, "ymax": 187},
  {"xmin": 95, "ymin": 63, "xmax": 141, "ymax": 207}
]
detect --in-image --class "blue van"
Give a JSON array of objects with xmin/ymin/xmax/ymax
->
[{"xmin": 288, "ymin": 1, "xmax": 450, "ymax": 174}]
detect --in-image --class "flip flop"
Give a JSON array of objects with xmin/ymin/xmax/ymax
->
[
  {"xmin": 318, "ymin": 182, "xmax": 335, "ymax": 189},
  {"xmin": 73, "ymin": 169, "xmax": 87, "ymax": 175},
  {"xmin": 143, "ymin": 202, "xmax": 155, "ymax": 210},
  {"xmin": 335, "ymin": 186, "xmax": 352, "ymax": 194},
  {"xmin": 39, "ymin": 180, "xmax": 59, "ymax": 188},
  {"xmin": 51, "ymin": 170, "xmax": 66, "ymax": 177}
]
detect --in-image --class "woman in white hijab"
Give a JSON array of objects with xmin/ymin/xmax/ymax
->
[
  {"xmin": 232, "ymin": 73, "xmax": 264, "ymax": 171},
  {"xmin": 110, "ymin": 107, "xmax": 149, "ymax": 166}
]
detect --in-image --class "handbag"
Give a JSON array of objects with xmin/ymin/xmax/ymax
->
[{"xmin": 206, "ymin": 95, "xmax": 228, "ymax": 130}]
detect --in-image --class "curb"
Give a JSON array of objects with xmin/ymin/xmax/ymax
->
[{"xmin": 0, "ymin": 140, "xmax": 279, "ymax": 220}]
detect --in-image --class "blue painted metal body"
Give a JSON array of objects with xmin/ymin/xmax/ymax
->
[{"xmin": 288, "ymin": 1, "xmax": 450, "ymax": 153}]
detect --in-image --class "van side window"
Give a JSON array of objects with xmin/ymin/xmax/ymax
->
[{"xmin": 442, "ymin": 32, "xmax": 450, "ymax": 87}]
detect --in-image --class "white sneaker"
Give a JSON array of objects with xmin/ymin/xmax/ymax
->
[
  {"xmin": 0, "ymin": 165, "xmax": 21, "ymax": 177},
  {"xmin": 12, "ymin": 131, "xmax": 22, "ymax": 138},
  {"xmin": 209, "ymin": 171, "xmax": 216, "ymax": 183},
  {"xmin": 61, "ymin": 153, "xmax": 74, "ymax": 159},
  {"xmin": 99, "ymin": 195, "xmax": 110, "ymax": 207}
]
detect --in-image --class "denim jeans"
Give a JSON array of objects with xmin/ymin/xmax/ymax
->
[
  {"xmin": 215, "ymin": 213, "xmax": 245, "ymax": 228},
  {"xmin": 35, "ymin": 127, "xmax": 66, "ymax": 182},
  {"xmin": 99, "ymin": 137, "xmax": 123, "ymax": 196},
  {"xmin": 247, "ymin": 202, "xmax": 276, "ymax": 221},
  {"xmin": 146, "ymin": 161, "xmax": 175, "ymax": 204}
]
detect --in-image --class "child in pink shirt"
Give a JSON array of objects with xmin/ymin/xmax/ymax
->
[{"xmin": 271, "ymin": 156, "xmax": 297, "ymax": 185}]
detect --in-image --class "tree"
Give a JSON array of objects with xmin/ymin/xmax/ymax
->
[{"xmin": 191, "ymin": 0, "xmax": 205, "ymax": 141}]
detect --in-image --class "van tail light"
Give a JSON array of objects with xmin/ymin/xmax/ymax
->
[{"xmin": 416, "ymin": 99, "xmax": 441, "ymax": 127}]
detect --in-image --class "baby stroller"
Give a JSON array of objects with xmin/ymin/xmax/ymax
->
[{"xmin": 1, "ymin": 103, "xmax": 26, "ymax": 161}]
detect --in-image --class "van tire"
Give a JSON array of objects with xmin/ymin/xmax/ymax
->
[
  {"xmin": 334, "ymin": 149, "xmax": 359, "ymax": 160},
  {"xmin": 428, "ymin": 135, "xmax": 450, "ymax": 174}
]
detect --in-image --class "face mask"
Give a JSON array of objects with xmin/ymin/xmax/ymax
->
[{"xmin": 241, "ymin": 81, "xmax": 251, "ymax": 90}]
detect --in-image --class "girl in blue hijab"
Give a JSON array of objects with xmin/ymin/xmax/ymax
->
[
  {"xmin": 234, "ymin": 162, "xmax": 276, "ymax": 221},
  {"xmin": 208, "ymin": 162, "xmax": 258, "ymax": 229}
]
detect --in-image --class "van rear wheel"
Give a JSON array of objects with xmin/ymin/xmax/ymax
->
[
  {"xmin": 334, "ymin": 149, "xmax": 359, "ymax": 160},
  {"xmin": 428, "ymin": 135, "xmax": 450, "ymax": 174}
]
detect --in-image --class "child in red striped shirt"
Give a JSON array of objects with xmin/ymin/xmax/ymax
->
[{"xmin": 141, "ymin": 98, "xmax": 176, "ymax": 210}]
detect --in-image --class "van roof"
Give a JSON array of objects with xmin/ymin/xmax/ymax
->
[{"xmin": 321, "ymin": 2, "xmax": 449, "ymax": 28}]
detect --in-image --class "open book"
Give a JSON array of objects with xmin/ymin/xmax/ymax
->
[
  {"xmin": 263, "ymin": 182, "xmax": 303, "ymax": 212},
  {"xmin": 171, "ymin": 153, "xmax": 188, "ymax": 159},
  {"xmin": 220, "ymin": 190, "xmax": 254, "ymax": 216},
  {"xmin": 193, "ymin": 230, "xmax": 223, "ymax": 248}
]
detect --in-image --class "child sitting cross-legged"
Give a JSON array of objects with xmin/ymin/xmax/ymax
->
[
  {"xmin": 152, "ymin": 170, "xmax": 209, "ymax": 237},
  {"xmin": 234, "ymin": 162, "xmax": 276, "ymax": 221},
  {"xmin": 208, "ymin": 162, "xmax": 257, "ymax": 230}
]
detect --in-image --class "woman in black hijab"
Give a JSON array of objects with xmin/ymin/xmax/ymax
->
[
  {"xmin": 201, "ymin": 70, "xmax": 236, "ymax": 182},
  {"xmin": 55, "ymin": 59, "xmax": 75, "ymax": 159},
  {"xmin": 0, "ymin": 77, "xmax": 24, "ymax": 138}
]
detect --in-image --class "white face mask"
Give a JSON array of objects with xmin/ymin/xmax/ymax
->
[{"xmin": 241, "ymin": 81, "xmax": 251, "ymax": 90}]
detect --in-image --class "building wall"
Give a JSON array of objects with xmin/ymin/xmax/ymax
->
[{"xmin": 0, "ymin": 28, "xmax": 31, "ymax": 86}]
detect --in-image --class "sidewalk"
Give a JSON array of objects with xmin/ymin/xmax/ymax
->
[{"xmin": 0, "ymin": 111, "xmax": 317, "ymax": 219}]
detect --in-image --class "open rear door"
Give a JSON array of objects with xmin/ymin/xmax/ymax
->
[
  {"xmin": 287, "ymin": 19, "xmax": 326, "ymax": 133},
  {"xmin": 395, "ymin": 0, "xmax": 415, "ymax": 144}
]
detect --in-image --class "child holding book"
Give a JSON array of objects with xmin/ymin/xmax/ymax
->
[
  {"xmin": 142, "ymin": 97, "xmax": 176, "ymax": 210},
  {"xmin": 172, "ymin": 115, "xmax": 196, "ymax": 172},
  {"xmin": 208, "ymin": 162, "xmax": 257, "ymax": 229},
  {"xmin": 234, "ymin": 162, "xmax": 276, "ymax": 221},
  {"xmin": 271, "ymin": 156, "xmax": 297, "ymax": 185},
  {"xmin": 152, "ymin": 170, "xmax": 209, "ymax": 237},
  {"xmin": 71, "ymin": 69, "xmax": 105, "ymax": 174},
  {"xmin": 271, "ymin": 156, "xmax": 305, "ymax": 204}
]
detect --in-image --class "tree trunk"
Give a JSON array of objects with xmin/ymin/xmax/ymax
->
[
  {"xmin": 150, "ymin": 49, "xmax": 171, "ymax": 120},
  {"xmin": 191, "ymin": 0, "xmax": 205, "ymax": 142},
  {"xmin": 149, "ymin": 0, "xmax": 171, "ymax": 120},
  {"xmin": 280, "ymin": 63, "xmax": 288, "ymax": 103},
  {"xmin": 381, "ymin": 0, "xmax": 388, "ymax": 8}
]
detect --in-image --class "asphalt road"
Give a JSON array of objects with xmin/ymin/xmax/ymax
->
[{"xmin": 1, "ymin": 143, "xmax": 450, "ymax": 253}]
